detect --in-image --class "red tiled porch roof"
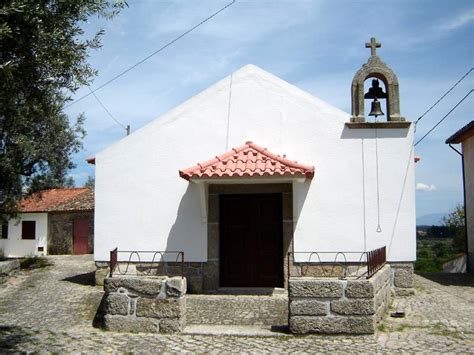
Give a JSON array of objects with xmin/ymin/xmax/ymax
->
[
  {"xmin": 19, "ymin": 188, "xmax": 93, "ymax": 213},
  {"xmin": 179, "ymin": 141, "xmax": 315, "ymax": 181}
]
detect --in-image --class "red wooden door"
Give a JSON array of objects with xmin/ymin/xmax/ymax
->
[
  {"xmin": 220, "ymin": 194, "xmax": 283, "ymax": 287},
  {"xmin": 73, "ymin": 218, "xmax": 90, "ymax": 255}
]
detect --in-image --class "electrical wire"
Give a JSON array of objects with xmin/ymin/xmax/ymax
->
[
  {"xmin": 414, "ymin": 89, "xmax": 473, "ymax": 146},
  {"xmin": 88, "ymin": 87, "xmax": 127, "ymax": 130},
  {"xmin": 415, "ymin": 67, "xmax": 473, "ymax": 125},
  {"xmin": 64, "ymin": 0, "xmax": 236, "ymax": 110}
]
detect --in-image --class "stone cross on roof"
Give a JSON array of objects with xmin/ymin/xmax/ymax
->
[{"xmin": 365, "ymin": 37, "xmax": 381, "ymax": 56}]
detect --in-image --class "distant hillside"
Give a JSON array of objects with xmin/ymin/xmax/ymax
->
[{"xmin": 417, "ymin": 213, "xmax": 445, "ymax": 226}]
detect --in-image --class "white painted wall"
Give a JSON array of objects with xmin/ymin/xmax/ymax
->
[
  {"xmin": 462, "ymin": 135, "xmax": 474, "ymax": 270},
  {"xmin": 94, "ymin": 64, "xmax": 416, "ymax": 263},
  {"xmin": 0, "ymin": 213, "xmax": 48, "ymax": 257}
]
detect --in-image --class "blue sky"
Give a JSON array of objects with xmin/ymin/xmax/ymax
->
[{"xmin": 65, "ymin": 0, "xmax": 474, "ymax": 220}]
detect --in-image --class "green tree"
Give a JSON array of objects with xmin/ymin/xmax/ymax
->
[
  {"xmin": 0, "ymin": 0, "xmax": 125, "ymax": 213},
  {"xmin": 84, "ymin": 175, "xmax": 95, "ymax": 190},
  {"xmin": 432, "ymin": 242, "xmax": 448, "ymax": 258},
  {"xmin": 443, "ymin": 204, "xmax": 466, "ymax": 253}
]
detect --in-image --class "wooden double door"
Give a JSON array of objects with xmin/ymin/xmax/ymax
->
[{"xmin": 219, "ymin": 193, "xmax": 283, "ymax": 288}]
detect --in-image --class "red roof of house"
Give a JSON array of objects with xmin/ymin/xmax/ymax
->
[
  {"xmin": 19, "ymin": 188, "xmax": 94, "ymax": 213},
  {"xmin": 179, "ymin": 141, "xmax": 315, "ymax": 181}
]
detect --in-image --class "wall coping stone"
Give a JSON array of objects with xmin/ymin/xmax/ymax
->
[{"xmin": 289, "ymin": 279, "xmax": 344, "ymax": 298}]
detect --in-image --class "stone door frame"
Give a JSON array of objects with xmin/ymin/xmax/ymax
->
[{"xmin": 204, "ymin": 183, "xmax": 293, "ymax": 291}]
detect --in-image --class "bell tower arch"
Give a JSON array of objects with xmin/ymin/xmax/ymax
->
[{"xmin": 350, "ymin": 37, "xmax": 406, "ymax": 124}]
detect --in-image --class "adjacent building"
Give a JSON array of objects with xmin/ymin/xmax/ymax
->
[
  {"xmin": 446, "ymin": 120, "xmax": 474, "ymax": 273},
  {"xmin": 0, "ymin": 188, "xmax": 94, "ymax": 257}
]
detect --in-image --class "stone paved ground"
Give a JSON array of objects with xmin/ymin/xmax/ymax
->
[{"xmin": 0, "ymin": 256, "xmax": 473, "ymax": 353}]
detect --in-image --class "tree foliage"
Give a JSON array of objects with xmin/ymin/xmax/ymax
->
[
  {"xmin": 0, "ymin": 0, "xmax": 124, "ymax": 213},
  {"xmin": 84, "ymin": 175, "xmax": 95, "ymax": 189},
  {"xmin": 443, "ymin": 204, "xmax": 466, "ymax": 253}
]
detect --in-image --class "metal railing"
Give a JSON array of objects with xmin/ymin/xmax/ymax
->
[
  {"xmin": 110, "ymin": 248, "xmax": 118, "ymax": 277},
  {"xmin": 367, "ymin": 246, "xmax": 386, "ymax": 278},
  {"xmin": 288, "ymin": 246, "xmax": 386, "ymax": 281},
  {"xmin": 109, "ymin": 248, "xmax": 184, "ymax": 278}
]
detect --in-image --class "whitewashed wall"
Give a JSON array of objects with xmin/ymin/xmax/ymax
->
[
  {"xmin": 94, "ymin": 65, "xmax": 416, "ymax": 263},
  {"xmin": 463, "ymin": 136, "xmax": 474, "ymax": 270},
  {"xmin": 0, "ymin": 213, "xmax": 48, "ymax": 257}
]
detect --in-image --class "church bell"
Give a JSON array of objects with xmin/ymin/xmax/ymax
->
[{"xmin": 368, "ymin": 98, "xmax": 384, "ymax": 118}]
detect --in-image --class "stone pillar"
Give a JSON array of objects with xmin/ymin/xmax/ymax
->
[
  {"xmin": 102, "ymin": 276, "xmax": 187, "ymax": 333},
  {"xmin": 390, "ymin": 263, "xmax": 415, "ymax": 296}
]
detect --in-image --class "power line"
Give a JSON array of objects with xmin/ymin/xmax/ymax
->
[
  {"xmin": 87, "ymin": 87, "xmax": 128, "ymax": 133},
  {"xmin": 65, "ymin": 0, "xmax": 236, "ymax": 110},
  {"xmin": 415, "ymin": 67, "xmax": 473, "ymax": 125},
  {"xmin": 414, "ymin": 89, "xmax": 473, "ymax": 146}
]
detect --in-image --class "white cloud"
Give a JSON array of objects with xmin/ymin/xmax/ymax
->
[
  {"xmin": 416, "ymin": 183, "xmax": 437, "ymax": 192},
  {"xmin": 438, "ymin": 11, "xmax": 474, "ymax": 31}
]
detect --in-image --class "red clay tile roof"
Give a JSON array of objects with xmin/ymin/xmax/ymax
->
[
  {"xmin": 179, "ymin": 141, "xmax": 315, "ymax": 181},
  {"xmin": 19, "ymin": 188, "xmax": 94, "ymax": 213}
]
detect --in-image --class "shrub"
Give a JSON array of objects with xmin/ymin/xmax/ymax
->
[{"xmin": 20, "ymin": 256, "xmax": 50, "ymax": 269}]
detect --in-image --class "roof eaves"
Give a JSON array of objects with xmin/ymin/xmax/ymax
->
[
  {"xmin": 445, "ymin": 120, "xmax": 474, "ymax": 144},
  {"xmin": 179, "ymin": 141, "xmax": 315, "ymax": 181}
]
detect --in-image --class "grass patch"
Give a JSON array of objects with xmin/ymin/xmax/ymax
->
[
  {"xmin": 20, "ymin": 256, "xmax": 51, "ymax": 269},
  {"xmin": 395, "ymin": 323, "xmax": 430, "ymax": 332},
  {"xmin": 377, "ymin": 323, "xmax": 387, "ymax": 332},
  {"xmin": 391, "ymin": 322, "xmax": 465, "ymax": 339},
  {"xmin": 432, "ymin": 322, "xmax": 446, "ymax": 331},
  {"xmin": 430, "ymin": 322, "xmax": 463, "ymax": 339}
]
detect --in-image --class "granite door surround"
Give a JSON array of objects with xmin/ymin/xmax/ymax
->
[{"xmin": 204, "ymin": 183, "xmax": 293, "ymax": 291}]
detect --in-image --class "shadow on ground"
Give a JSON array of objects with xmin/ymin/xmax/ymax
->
[
  {"xmin": 0, "ymin": 325, "xmax": 35, "ymax": 352},
  {"xmin": 92, "ymin": 294, "xmax": 107, "ymax": 329},
  {"xmin": 417, "ymin": 272, "xmax": 474, "ymax": 287},
  {"xmin": 62, "ymin": 271, "xmax": 96, "ymax": 286},
  {"xmin": 270, "ymin": 325, "xmax": 289, "ymax": 334}
]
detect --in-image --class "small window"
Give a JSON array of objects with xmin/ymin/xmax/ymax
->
[
  {"xmin": 22, "ymin": 221, "xmax": 36, "ymax": 240},
  {"xmin": 1, "ymin": 222, "xmax": 7, "ymax": 239}
]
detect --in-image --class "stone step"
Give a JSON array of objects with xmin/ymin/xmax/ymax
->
[
  {"xmin": 213, "ymin": 287, "xmax": 286, "ymax": 295},
  {"xmin": 183, "ymin": 324, "xmax": 289, "ymax": 337},
  {"xmin": 186, "ymin": 294, "xmax": 288, "ymax": 326}
]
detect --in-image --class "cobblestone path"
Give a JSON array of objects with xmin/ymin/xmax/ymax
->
[{"xmin": 0, "ymin": 256, "xmax": 473, "ymax": 353}]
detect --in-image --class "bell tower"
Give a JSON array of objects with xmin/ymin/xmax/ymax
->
[{"xmin": 348, "ymin": 37, "xmax": 410, "ymax": 128}]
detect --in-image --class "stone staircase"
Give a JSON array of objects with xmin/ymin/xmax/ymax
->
[{"xmin": 186, "ymin": 291, "xmax": 288, "ymax": 326}]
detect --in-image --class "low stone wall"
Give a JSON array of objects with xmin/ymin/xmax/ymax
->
[
  {"xmin": 95, "ymin": 261, "xmax": 204, "ymax": 292},
  {"xmin": 0, "ymin": 259, "xmax": 20, "ymax": 283},
  {"xmin": 289, "ymin": 265, "xmax": 391, "ymax": 334},
  {"xmin": 442, "ymin": 254, "xmax": 467, "ymax": 273},
  {"xmin": 102, "ymin": 276, "xmax": 187, "ymax": 333},
  {"xmin": 390, "ymin": 263, "xmax": 415, "ymax": 296}
]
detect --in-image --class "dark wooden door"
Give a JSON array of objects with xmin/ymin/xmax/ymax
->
[
  {"xmin": 73, "ymin": 218, "xmax": 90, "ymax": 255},
  {"xmin": 220, "ymin": 194, "xmax": 283, "ymax": 287}
]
